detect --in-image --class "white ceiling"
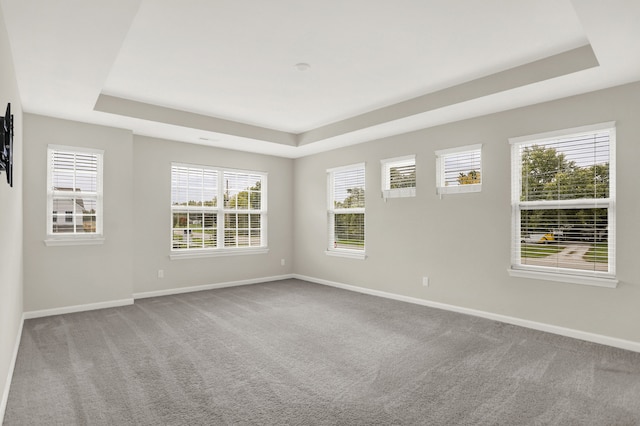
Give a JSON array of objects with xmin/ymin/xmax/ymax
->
[{"xmin": 2, "ymin": 0, "xmax": 640, "ymax": 158}]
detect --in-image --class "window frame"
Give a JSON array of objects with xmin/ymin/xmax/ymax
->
[
  {"xmin": 435, "ymin": 144, "xmax": 482, "ymax": 195},
  {"xmin": 45, "ymin": 145, "xmax": 104, "ymax": 246},
  {"xmin": 326, "ymin": 163, "xmax": 366, "ymax": 260},
  {"xmin": 381, "ymin": 155, "xmax": 416, "ymax": 199},
  {"xmin": 508, "ymin": 122, "xmax": 617, "ymax": 288},
  {"xmin": 169, "ymin": 163, "xmax": 268, "ymax": 260}
]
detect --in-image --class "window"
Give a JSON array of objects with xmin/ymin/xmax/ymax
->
[
  {"xmin": 509, "ymin": 122, "xmax": 616, "ymax": 287},
  {"xmin": 435, "ymin": 144, "xmax": 482, "ymax": 195},
  {"xmin": 46, "ymin": 145, "xmax": 103, "ymax": 245},
  {"xmin": 171, "ymin": 164, "xmax": 267, "ymax": 258},
  {"xmin": 327, "ymin": 163, "xmax": 365, "ymax": 259},
  {"xmin": 381, "ymin": 155, "xmax": 416, "ymax": 199}
]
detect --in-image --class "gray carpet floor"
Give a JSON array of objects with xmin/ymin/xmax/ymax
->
[{"xmin": 4, "ymin": 278, "xmax": 640, "ymax": 425}]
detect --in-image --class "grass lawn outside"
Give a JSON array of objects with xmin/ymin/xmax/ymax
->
[
  {"xmin": 583, "ymin": 242, "xmax": 608, "ymax": 263},
  {"xmin": 521, "ymin": 243, "xmax": 564, "ymax": 258},
  {"xmin": 335, "ymin": 239, "xmax": 365, "ymax": 249}
]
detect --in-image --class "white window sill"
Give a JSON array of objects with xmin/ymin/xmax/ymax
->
[
  {"xmin": 508, "ymin": 267, "xmax": 618, "ymax": 288},
  {"xmin": 170, "ymin": 247, "xmax": 269, "ymax": 260},
  {"xmin": 382, "ymin": 188, "xmax": 416, "ymax": 199},
  {"xmin": 437, "ymin": 184, "xmax": 482, "ymax": 195},
  {"xmin": 44, "ymin": 237, "xmax": 105, "ymax": 247},
  {"xmin": 325, "ymin": 249, "xmax": 367, "ymax": 260}
]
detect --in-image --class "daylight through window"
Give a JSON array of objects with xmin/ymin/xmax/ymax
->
[
  {"xmin": 435, "ymin": 144, "xmax": 482, "ymax": 195},
  {"xmin": 171, "ymin": 164, "xmax": 267, "ymax": 255},
  {"xmin": 381, "ymin": 155, "xmax": 416, "ymax": 199},
  {"xmin": 46, "ymin": 146, "xmax": 103, "ymax": 240},
  {"xmin": 327, "ymin": 164, "xmax": 365, "ymax": 257},
  {"xmin": 509, "ymin": 123, "xmax": 616, "ymax": 286}
]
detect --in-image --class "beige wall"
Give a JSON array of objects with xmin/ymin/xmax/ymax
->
[
  {"xmin": 293, "ymin": 81, "xmax": 640, "ymax": 344},
  {"xmin": 132, "ymin": 136, "xmax": 293, "ymax": 294},
  {"xmin": 12, "ymin": 60, "xmax": 640, "ymax": 359},
  {"xmin": 23, "ymin": 114, "xmax": 134, "ymax": 311},
  {"xmin": 21, "ymin": 122, "xmax": 294, "ymax": 308},
  {"xmin": 0, "ymin": 3, "xmax": 22, "ymax": 416},
  {"xmin": 21, "ymin": 82, "xmax": 640, "ymax": 345}
]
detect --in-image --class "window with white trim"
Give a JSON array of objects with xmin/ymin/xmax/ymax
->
[
  {"xmin": 381, "ymin": 155, "xmax": 416, "ymax": 199},
  {"xmin": 171, "ymin": 164, "xmax": 267, "ymax": 256},
  {"xmin": 46, "ymin": 146, "xmax": 103, "ymax": 243},
  {"xmin": 327, "ymin": 164, "xmax": 365, "ymax": 257},
  {"xmin": 509, "ymin": 122, "xmax": 616, "ymax": 287},
  {"xmin": 435, "ymin": 144, "xmax": 482, "ymax": 195}
]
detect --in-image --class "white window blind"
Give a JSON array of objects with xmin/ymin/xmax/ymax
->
[
  {"xmin": 223, "ymin": 171, "xmax": 264, "ymax": 248},
  {"xmin": 171, "ymin": 164, "xmax": 266, "ymax": 253},
  {"xmin": 509, "ymin": 123, "xmax": 616, "ymax": 285},
  {"xmin": 171, "ymin": 165, "xmax": 218, "ymax": 250},
  {"xmin": 435, "ymin": 144, "xmax": 482, "ymax": 195},
  {"xmin": 328, "ymin": 164, "xmax": 365, "ymax": 254},
  {"xmin": 47, "ymin": 146, "xmax": 103, "ymax": 238},
  {"xmin": 381, "ymin": 155, "xmax": 416, "ymax": 199}
]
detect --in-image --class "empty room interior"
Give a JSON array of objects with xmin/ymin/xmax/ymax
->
[{"xmin": 2, "ymin": 1, "xmax": 640, "ymax": 424}]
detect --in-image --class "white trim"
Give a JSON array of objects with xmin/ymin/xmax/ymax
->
[
  {"xmin": 382, "ymin": 187, "xmax": 416, "ymax": 199},
  {"xmin": 326, "ymin": 162, "xmax": 366, "ymax": 174},
  {"xmin": 434, "ymin": 143, "xmax": 483, "ymax": 156},
  {"xmin": 381, "ymin": 155, "xmax": 416, "ymax": 199},
  {"xmin": 325, "ymin": 249, "xmax": 367, "ymax": 260},
  {"xmin": 292, "ymin": 274, "xmax": 640, "ymax": 353},
  {"xmin": 46, "ymin": 146, "xmax": 104, "ymax": 239},
  {"xmin": 170, "ymin": 247, "xmax": 269, "ymax": 260},
  {"xmin": 519, "ymin": 199, "xmax": 611, "ymax": 209},
  {"xmin": 510, "ymin": 123, "xmax": 616, "ymax": 281},
  {"xmin": 171, "ymin": 161, "xmax": 269, "ymax": 176},
  {"xmin": 327, "ymin": 163, "xmax": 366, "ymax": 253},
  {"xmin": 19, "ymin": 274, "xmax": 294, "ymax": 315},
  {"xmin": 327, "ymin": 207, "xmax": 365, "ymax": 214},
  {"xmin": 437, "ymin": 183, "xmax": 481, "ymax": 195},
  {"xmin": 133, "ymin": 274, "xmax": 293, "ymax": 299},
  {"xmin": 507, "ymin": 268, "xmax": 618, "ymax": 288},
  {"xmin": 0, "ymin": 314, "xmax": 24, "ymax": 422},
  {"xmin": 607, "ymin": 127, "xmax": 617, "ymax": 276},
  {"xmin": 23, "ymin": 298, "xmax": 134, "ymax": 320},
  {"xmin": 170, "ymin": 164, "xmax": 268, "ymax": 254},
  {"xmin": 379, "ymin": 154, "xmax": 415, "ymax": 165},
  {"xmin": 508, "ymin": 121, "xmax": 616, "ymax": 145},
  {"xmin": 435, "ymin": 144, "xmax": 482, "ymax": 195},
  {"xmin": 48, "ymin": 144, "xmax": 104, "ymax": 155},
  {"xmin": 44, "ymin": 237, "xmax": 105, "ymax": 246}
]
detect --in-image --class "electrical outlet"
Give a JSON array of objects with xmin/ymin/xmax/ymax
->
[
  {"xmin": 422, "ymin": 276, "xmax": 429, "ymax": 287},
  {"xmin": 281, "ymin": 258, "xmax": 286, "ymax": 266},
  {"xmin": 158, "ymin": 269, "xmax": 164, "ymax": 279}
]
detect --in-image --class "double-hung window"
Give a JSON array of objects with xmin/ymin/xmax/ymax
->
[
  {"xmin": 327, "ymin": 163, "xmax": 365, "ymax": 259},
  {"xmin": 435, "ymin": 144, "xmax": 482, "ymax": 195},
  {"xmin": 171, "ymin": 164, "xmax": 267, "ymax": 258},
  {"xmin": 46, "ymin": 145, "xmax": 104, "ymax": 245},
  {"xmin": 509, "ymin": 122, "xmax": 616, "ymax": 287}
]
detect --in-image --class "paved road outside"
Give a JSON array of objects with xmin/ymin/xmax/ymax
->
[{"xmin": 523, "ymin": 243, "xmax": 607, "ymax": 272}]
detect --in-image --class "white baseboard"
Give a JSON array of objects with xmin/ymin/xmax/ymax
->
[
  {"xmin": 0, "ymin": 313, "xmax": 25, "ymax": 422},
  {"xmin": 23, "ymin": 298, "xmax": 134, "ymax": 320},
  {"xmin": 293, "ymin": 274, "xmax": 640, "ymax": 354},
  {"xmin": 20, "ymin": 275, "xmax": 296, "ymax": 319},
  {"xmin": 133, "ymin": 274, "xmax": 295, "ymax": 300}
]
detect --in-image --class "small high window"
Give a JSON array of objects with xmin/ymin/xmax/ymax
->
[
  {"xmin": 381, "ymin": 155, "xmax": 416, "ymax": 199},
  {"xmin": 435, "ymin": 144, "xmax": 482, "ymax": 195}
]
